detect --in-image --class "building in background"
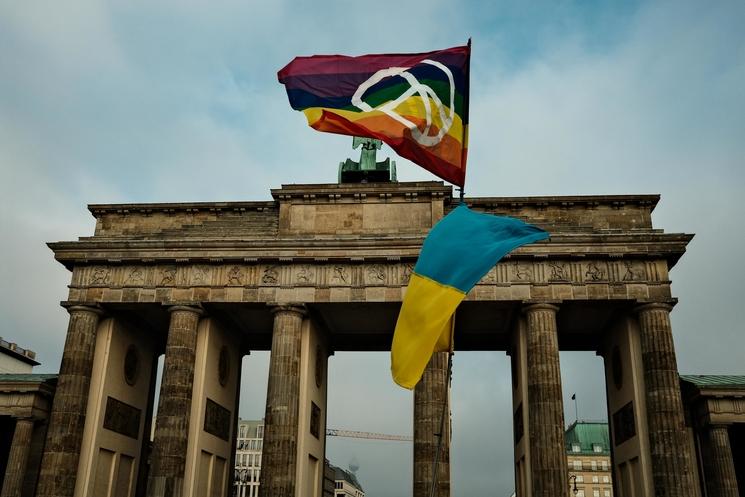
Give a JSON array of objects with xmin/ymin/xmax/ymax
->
[
  {"xmin": 0, "ymin": 339, "xmax": 56, "ymax": 496},
  {"xmin": 0, "ymin": 337, "xmax": 40, "ymax": 373},
  {"xmin": 565, "ymin": 421, "xmax": 613, "ymax": 497},
  {"xmin": 234, "ymin": 419, "xmax": 264, "ymax": 497},
  {"xmin": 330, "ymin": 462, "xmax": 365, "ymax": 497},
  {"xmin": 232, "ymin": 418, "xmax": 364, "ymax": 497}
]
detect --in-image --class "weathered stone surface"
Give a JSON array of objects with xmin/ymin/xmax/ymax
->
[
  {"xmin": 524, "ymin": 303, "xmax": 568, "ymax": 497},
  {"xmin": 37, "ymin": 304, "xmax": 103, "ymax": 497},
  {"xmin": 1, "ymin": 418, "xmax": 34, "ymax": 497},
  {"xmin": 414, "ymin": 352, "xmax": 450, "ymax": 497},
  {"xmin": 704, "ymin": 425, "xmax": 740, "ymax": 497},
  {"xmin": 636, "ymin": 303, "xmax": 696, "ymax": 497},
  {"xmin": 259, "ymin": 306, "xmax": 305, "ymax": 497},
  {"xmin": 147, "ymin": 305, "xmax": 203, "ymax": 497}
]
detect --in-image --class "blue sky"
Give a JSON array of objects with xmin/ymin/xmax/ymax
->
[{"xmin": 1, "ymin": 1, "xmax": 744, "ymax": 496}]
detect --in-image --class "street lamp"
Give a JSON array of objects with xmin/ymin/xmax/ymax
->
[{"xmin": 569, "ymin": 474, "xmax": 579, "ymax": 495}]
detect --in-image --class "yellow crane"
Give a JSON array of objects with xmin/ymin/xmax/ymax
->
[{"xmin": 325, "ymin": 428, "xmax": 413, "ymax": 442}]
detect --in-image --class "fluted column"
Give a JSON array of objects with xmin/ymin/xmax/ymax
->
[
  {"xmin": 259, "ymin": 305, "xmax": 306, "ymax": 497},
  {"xmin": 706, "ymin": 425, "xmax": 740, "ymax": 497},
  {"xmin": 523, "ymin": 303, "xmax": 568, "ymax": 497},
  {"xmin": 636, "ymin": 303, "xmax": 696, "ymax": 497},
  {"xmin": 37, "ymin": 304, "xmax": 103, "ymax": 497},
  {"xmin": 414, "ymin": 352, "xmax": 450, "ymax": 497},
  {"xmin": 1, "ymin": 418, "xmax": 35, "ymax": 497},
  {"xmin": 147, "ymin": 305, "xmax": 204, "ymax": 497}
]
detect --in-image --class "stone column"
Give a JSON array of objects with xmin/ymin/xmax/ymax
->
[
  {"xmin": 259, "ymin": 305, "xmax": 306, "ymax": 497},
  {"xmin": 636, "ymin": 303, "xmax": 696, "ymax": 497},
  {"xmin": 37, "ymin": 304, "xmax": 103, "ymax": 497},
  {"xmin": 523, "ymin": 303, "xmax": 568, "ymax": 497},
  {"xmin": 706, "ymin": 425, "xmax": 740, "ymax": 497},
  {"xmin": 1, "ymin": 418, "xmax": 35, "ymax": 497},
  {"xmin": 147, "ymin": 305, "xmax": 204, "ymax": 497},
  {"xmin": 414, "ymin": 352, "xmax": 450, "ymax": 497}
]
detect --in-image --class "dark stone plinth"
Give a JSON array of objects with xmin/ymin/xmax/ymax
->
[
  {"xmin": 524, "ymin": 304, "xmax": 569, "ymax": 497},
  {"xmin": 637, "ymin": 303, "xmax": 696, "ymax": 497},
  {"xmin": 414, "ymin": 352, "xmax": 450, "ymax": 497},
  {"xmin": 37, "ymin": 305, "xmax": 103, "ymax": 497},
  {"xmin": 1, "ymin": 418, "xmax": 34, "ymax": 497},
  {"xmin": 258, "ymin": 306, "xmax": 306, "ymax": 497},
  {"xmin": 147, "ymin": 305, "xmax": 203, "ymax": 497}
]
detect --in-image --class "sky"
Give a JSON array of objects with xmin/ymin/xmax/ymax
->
[{"xmin": 1, "ymin": 1, "xmax": 744, "ymax": 496}]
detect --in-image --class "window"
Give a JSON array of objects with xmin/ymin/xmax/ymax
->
[
  {"xmin": 577, "ymin": 476, "xmax": 584, "ymax": 483},
  {"xmin": 604, "ymin": 491, "xmax": 611, "ymax": 497},
  {"xmin": 591, "ymin": 461, "xmax": 597, "ymax": 471},
  {"xmin": 573, "ymin": 460, "xmax": 582, "ymax": 470},
  {"xmin": 593, "ymin": 490, "xmax": 600, "ymax": 497},
  {"xmin": 592, "ymin": 476, "xmax": 599, "ymax": 483},
  {"xmin": 603, "ymin": 476, "xmax": 610, "ymax": 483},
  {"xmin": 572, "ymin": 444, "xmax": 581, "ymax": 452},
  {"xmin": 593, "ymin": 443, "xmax": 603, "ymax": 453},
  {"xmin": 577, "ymin": 491, "xmax": 585, "ymax": 497},
  {"xmin": 601, "ymin": 461, "xmax": 608, "ymax": 471}
]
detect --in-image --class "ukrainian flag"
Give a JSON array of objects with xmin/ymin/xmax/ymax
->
[{"xmin": 391, "ymin": 205, "xmax": 549, "ymax": 389}]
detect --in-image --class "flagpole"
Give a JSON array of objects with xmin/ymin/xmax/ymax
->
[
  {"xmin": 573, "ymin": 394, "xmax": 579, "ymax": 423},
  {"xmin": 429, "ymin": 315, "xmax": 455, "ymax": 497}
]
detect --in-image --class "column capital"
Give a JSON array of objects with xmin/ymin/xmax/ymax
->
[
  {"xmin": 165, "ymin": 303, "xmax": 205, "ymax": 316},
  {"xmin": 635, "ymin": 301, "xmax": 675, "ymax": 314},
  {"xmin": 268, "ymin": 303, "xmax": 307, "ymax": 318},
  {"xmin": 522, "ymin": 302, "xmax": 560, "ymax": 314},
  {"xmin": 61, "ymin": 302, "xmax": 105, "ymax": 316}
]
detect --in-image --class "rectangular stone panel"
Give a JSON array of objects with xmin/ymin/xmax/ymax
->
[
  {"xmin": 613, "ymin": 401, "xmax": 636, "ymax": 445},
  {"xmin": 103, "ymin": 396, "xmax": 142, "ymax": 440},
  {"xmin": 204, "ymin": 398, "xmax": 231, "ymax": 441}
]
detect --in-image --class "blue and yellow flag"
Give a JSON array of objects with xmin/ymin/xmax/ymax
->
[{"xmin": 391, "ymin": 205, "xmax": 549, "ymax": 389}]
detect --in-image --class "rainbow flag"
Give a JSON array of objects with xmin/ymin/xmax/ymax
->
[
  {"xmin": 391, "ymin": 205, "xmax": 549, "ymax": 389},
  {"xmin": 278, "ymin": 43, "xmax": 470, "ymax": 187}
]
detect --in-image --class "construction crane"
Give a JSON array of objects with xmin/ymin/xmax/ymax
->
[{"xmin": 326, "ymin": 428, "xmax": 413, "ymax": 442}]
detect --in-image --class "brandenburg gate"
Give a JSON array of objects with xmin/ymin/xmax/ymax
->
[{"xmin": 31, "ymin": 180, "xmax": 710, "ymax": 497}]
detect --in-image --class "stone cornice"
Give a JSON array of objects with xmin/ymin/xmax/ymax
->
[
  {"xmin": 48, "ymin": 232, "xmax": 693, "ymax": 269},
  {"xmin": 271, "ymin": 181, "xmax": 451, "ymax": 201},
  {"xmin": 464, "ymin": 194, "xmax": 660, "ymax": 210},
  {"xmin": 88, "ymin": 200, "xmax": 276, "ymax": 217},
  {"xmin": 85, "ymin": 188, "xmax": 660, "ymax": 217}
]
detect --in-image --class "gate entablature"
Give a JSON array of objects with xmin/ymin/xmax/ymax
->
[{"xmin": 50, "ymin": 182, "xmax": 691, "ymax": 311}]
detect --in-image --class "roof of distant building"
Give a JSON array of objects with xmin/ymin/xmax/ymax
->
[
  {"xmin": 0, "ymin": 338, "xmax": 40, "ymax": 366},
  {"xmin": 565, "ymin": 421, "xmax": 610, "ymax": 455},
  {"xmin": 680, "ymin": 375, "xmax": 745, "ymax": 389},
  {"xmin": 0, "ymin": 374, "xmax": 57, "ymax": 383},
  {"xmin": 330, "ymin": 463, "xmax": 364, "ymax": 492}
]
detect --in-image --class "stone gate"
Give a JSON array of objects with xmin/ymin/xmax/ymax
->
[{"xmin": 28, "ymin": 181, "xmax": 707, "ymax": 497}]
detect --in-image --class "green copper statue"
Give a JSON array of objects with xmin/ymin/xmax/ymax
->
[{"xmin": 338, "ymin": 136, "xmax": 397, "ymax": 183}]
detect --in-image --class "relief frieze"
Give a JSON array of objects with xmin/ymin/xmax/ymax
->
[
  {"xmin": 366, "ymin": 264, "xmax": 386, "ymax": 285},
  {"xmin": 585, "ymin": 262, "xmax": 606, "ymax": 281},
  {"xmin": 261, "ymin": 265, "xmax": 279, "ymax": 285},
  {"xmin": 90, "ymin": 267, "xmax": 111, "ymax": 286},
  {"xmin": 226, "ymin": 265, "xmax": 245, "ymax": 286},
  {"xmin": 74, "ymin": 258, "xmax": 660, "ymax": 293},
  {"xmin": 296, "ymin": 264, "xmax": 315, "ymax": 284},
  {"xmin": 513, "ymin": 263, "xmax": 533, "ymax": 282},
  {"xmin": 331, "ymin": 265, "xmax": 349, "ymax": 284},
  {"xmin": 191, "ymin": 265, "xmax": 210, "ymax": 286},
  {"xmin": 124, "ymin": 267, "xmax": 145, "ymax": 286},
  {"xmin": 159, "ymin": 266, "xmax": 177, "ymax": 286},
  {"xmin": 548, "ymin": 262, "xmax": 569, "ymax": 282}
]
